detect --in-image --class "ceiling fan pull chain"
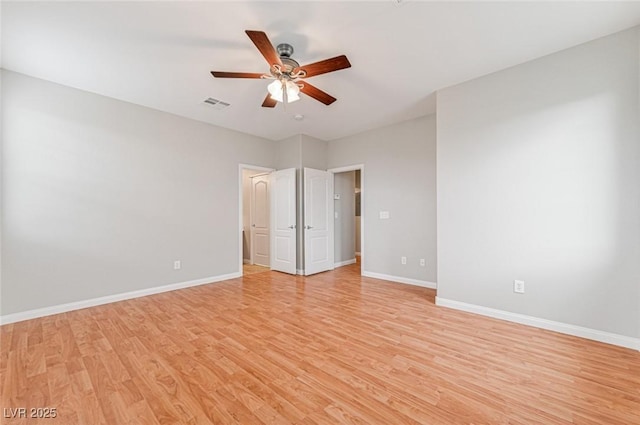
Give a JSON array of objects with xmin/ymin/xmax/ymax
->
[{"xmin": 283, "ymin": 82, "xmax": 288, "ymax": 106}]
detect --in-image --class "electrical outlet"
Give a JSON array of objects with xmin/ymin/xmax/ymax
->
[
  {"xmin": 514, "ymin": 280, "xmax": 525, "ymax": 294},
  {"xmin": 401, "ymin": 256, "xmax": 407, "ymax": 265},
  {"xmin": 174, "ymin": 260, "xmax": 181, "ymax": 270},
  {"xmin": 419, "ymin": 259, "xmax": 425, "ymax": 267},
  {"xmin": 379, "ymin": 211, "xmax": 390, "ymax": 219}
]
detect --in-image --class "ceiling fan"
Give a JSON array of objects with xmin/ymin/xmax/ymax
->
[{"xmin": 211, "ymin": 30, "xmax": 351, "ymax": 108}]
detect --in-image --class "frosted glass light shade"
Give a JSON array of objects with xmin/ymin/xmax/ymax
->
[
  {"xmin": 268, "ymin": 80, "xmax": 282, "ymax": 100},
  {"xmin": 268, "ymin": 80, "xmax": 300, "ymax": 103}
]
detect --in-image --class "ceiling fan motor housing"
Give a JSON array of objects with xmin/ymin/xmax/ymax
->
[
  {"xmin": 276, "ymin": 43, "xmax": 294, "ymax": 58},
  {"xmin": 275, "ymin": 43, "xmax": 300, "ymax": 74}
]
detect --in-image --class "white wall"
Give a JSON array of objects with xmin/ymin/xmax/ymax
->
[
  {"xmin": 1, "ymin": 70, "xmax": 275, "ymax": 316},
  {"xmin": 436, "ymin": 27, "xmax": 640, "ymax": 340},
  {"xmin": 334, "ymin": 171, "xmax": 356, "ymax": 264},
  {"xmin": 328, "ymin": 115, "xmax": 437, "ymax": 284}
]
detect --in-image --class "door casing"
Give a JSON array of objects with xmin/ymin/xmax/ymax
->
[
  {"xmin": 250, "ymin": 174, "xmax": 270, "ymax": 267},
  {"xmin": 270, "ymin": 168, "xmax": 298, "ymax": 275},
  {"xmin": 328, "ymin": 164, "xmax": 365, "ymax": 275},
  {"xmin": 303, "ymin": 167, "xmax": 334, "ymax": 276},
  {"xmin": 238, "ymin": 164, "xmax": 274, "ymax": 275}
]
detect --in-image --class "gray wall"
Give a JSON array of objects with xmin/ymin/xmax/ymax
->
[
  {"xmin": 300, "ymin": 135, "xmax": 328, "ymax": 272},
  {"xmin": 333, "ymin": 171, "xmax": 356, "ymax": 264},
  {"xmin": 274, "ymin": 135, "xmax": 303, "ymax": 271},
  {"xmin": 301, "ymin": 134, "xmax": 328, "ymax": 170},
  {"xmin": 327, "ymin": 115, "xmax": 437, "ymax": 283},
  {"xmin": 274, "ymin": 134, "xmax": 329, "ymax": 272},
  {"xmin": 436, "ymin": 27, "xmax": 640, "ymax": 338},
  {"xmin": 1, "ymin": 70, "xmax": 275, "ymax": 315},
  {"xmin": 355, "ymin": 170, "xmax": 361, "ymax": 254},
  {"xmin": 274, "ymin": 135, "xmax": 301, "ymax": 170}
]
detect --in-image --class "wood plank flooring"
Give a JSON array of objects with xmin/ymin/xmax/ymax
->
[
  {"xmin": 1, "ymin": 262, "xmax": 639, "ymax": 424},
  {"xmin": 242, "ymin": 264, "xmax": 271, "ymax": 276}
]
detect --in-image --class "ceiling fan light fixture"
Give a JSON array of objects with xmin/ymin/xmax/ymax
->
[
  {"xmin": 268, "ymin": 79, "xmax": 300, "ymax": 103},
  {"xmin": 267, "ymin": 79, "xmax": 281, "ymax": 98},
  {"xmin": 211, "ymin": 30, "xmax": 349, "ymax": 108},
  {"xmin": 286, "ymin": 81, "xmax": 301, "ymax": 103}
]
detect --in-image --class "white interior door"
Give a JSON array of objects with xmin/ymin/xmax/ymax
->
[
  {"xmin": 270, "ymin": 168, "xmax": 297, "ymax": 274},
  {"xmin": 304, "ymin": 168, "xmax": 334, "ymax": 275},
  {"xmin": 250, "ymin": 174, "xmax": 270, "ymax": 267}
]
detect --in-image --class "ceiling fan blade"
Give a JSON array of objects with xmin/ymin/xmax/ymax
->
[
  {"xmin": 211, "ymin": 71, "xmax": 265, "ymax": 79},
  {"xmin": 296, "ymin": 55, "xmax": 351, "ymax": 78},
  {"xmin": 262, "ymin": 94, "xmax": 277, "ymax": 108},
  {"xmin": 299, "ymin": 82, "xmax": 337, "ymax": 105},
  {"xmin": 245, "ymin": 30, "xmax": 283, "ymax": 68}
]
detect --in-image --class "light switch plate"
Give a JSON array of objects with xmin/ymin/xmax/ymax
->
[
  {"xmin": 379, "ymin": 211, "xmax": 390, "ymax": 219},
  {"xmin": 334, "ymin": 194, "xmax": 340, "ymax": 200}
]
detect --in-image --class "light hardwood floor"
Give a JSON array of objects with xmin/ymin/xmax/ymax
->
[
  {"xmin": 1, "ymin": 262, "xmax": 639, "ymax": 424},
  {"xmin": 243, "ymin": 264, "xmax": 271, "ymax": 276}
]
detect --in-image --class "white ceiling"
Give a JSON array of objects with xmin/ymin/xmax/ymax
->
[{"xmin": 3, "ymin": 1, "xmax": 640, "ymax": 141}]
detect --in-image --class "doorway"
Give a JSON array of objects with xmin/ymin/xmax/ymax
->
[
  {"xmin": 239, "ymin": 164, "xmax": 274, "ymax": 276},
  {"xmin": 329, "ymin": 165, "xmax": 364, "ymax": 274}
]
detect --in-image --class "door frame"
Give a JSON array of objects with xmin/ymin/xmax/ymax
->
[
  {"xmin": 303, "ymin": 167, "xmax": 335, "ymax": 276},
  {"xmin": 270, "ymin": 168, "xmax": 298, "ymax": 275},
  {"xmin": 238, "ymin": 164, "xmax": 275, "ymax": 276},
  {"xmin": 328, "ymin": 164, "xmax": 364, "ymax": 275},
  {"xmin": 249, "ymin": 172, "xmax": 271, "ymax": 266}
]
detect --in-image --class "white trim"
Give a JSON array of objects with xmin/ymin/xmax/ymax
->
[
  {"xmin": 0, "ymin": 272, "xmax": 241, "ymax": 325},
  {"xmin": 435, "ymin": 297, "xmax": 640, "ymax": 351},
  {"xmin": 239, "ymin": 164, "xmax": 274, "ymax": 277},
  {"xmin": 328, "ymin": 164, "xmax": 365, "ymax": 174},
  {"xmin": 302, "ymin": 167, "xmax": 335, "ymax": 276},
  {"xmin": 328, "ymin": 164, "xmax": 365, "ymax": 278},
  {"xmin": 243, "ymin": 259, "xmax": 251, "ymax": 264},
  {"xmin": 334, "ymin": 258, "xmax": 357, "ymax": 268},
  {"xmin": 355, "ymin": 252, "xmax": 361, "ymax": 256},
  {"xmin": 249, "ymin": 173, "xmax": 271, "ymax": 267},
  {"xmin": 296, "ymin": 269, "xmax": 304, "ymax": 275},
  {"xmin": 362, "ymin": 271, "xmax": 437, "ymax": 289}
]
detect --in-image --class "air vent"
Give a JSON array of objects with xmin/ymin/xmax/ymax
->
[{"xmin": 204, "ymin": 97, "xmax": 230, "ymax": 110}]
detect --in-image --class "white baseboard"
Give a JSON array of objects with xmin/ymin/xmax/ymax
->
[
  {"xmin": 243, "ymin": 259, "xmax": 251, "ymax": 264},
  {"xmin": 0, "ymin": 272, "xmax": 242, "ymax": 325},
  {"xmin": 296, "ymin": 269, "xmax": 304, "ymax": 275},
  {"xmin": 355, "ymin": 252, "xmax": 361, "ymax": 256},
  {"xmin": 334, "ymin": 258, "xmax": 357, "ymax": 268},
  {"xmin": 362, "ymin": 271, "xmax": 437, "ymax": 289},
  {"xmin": 435, "ymin": 297, "xmax": 640, "ymax": 351}
]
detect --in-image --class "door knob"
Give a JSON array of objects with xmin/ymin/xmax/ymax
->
[
  {"xmin": 288, "ymin": 225, "xmax": 296, "ymax": 229},
  {"xmin": 305, "ymin": 225, "xmax": 313, "ymax": 229}
]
